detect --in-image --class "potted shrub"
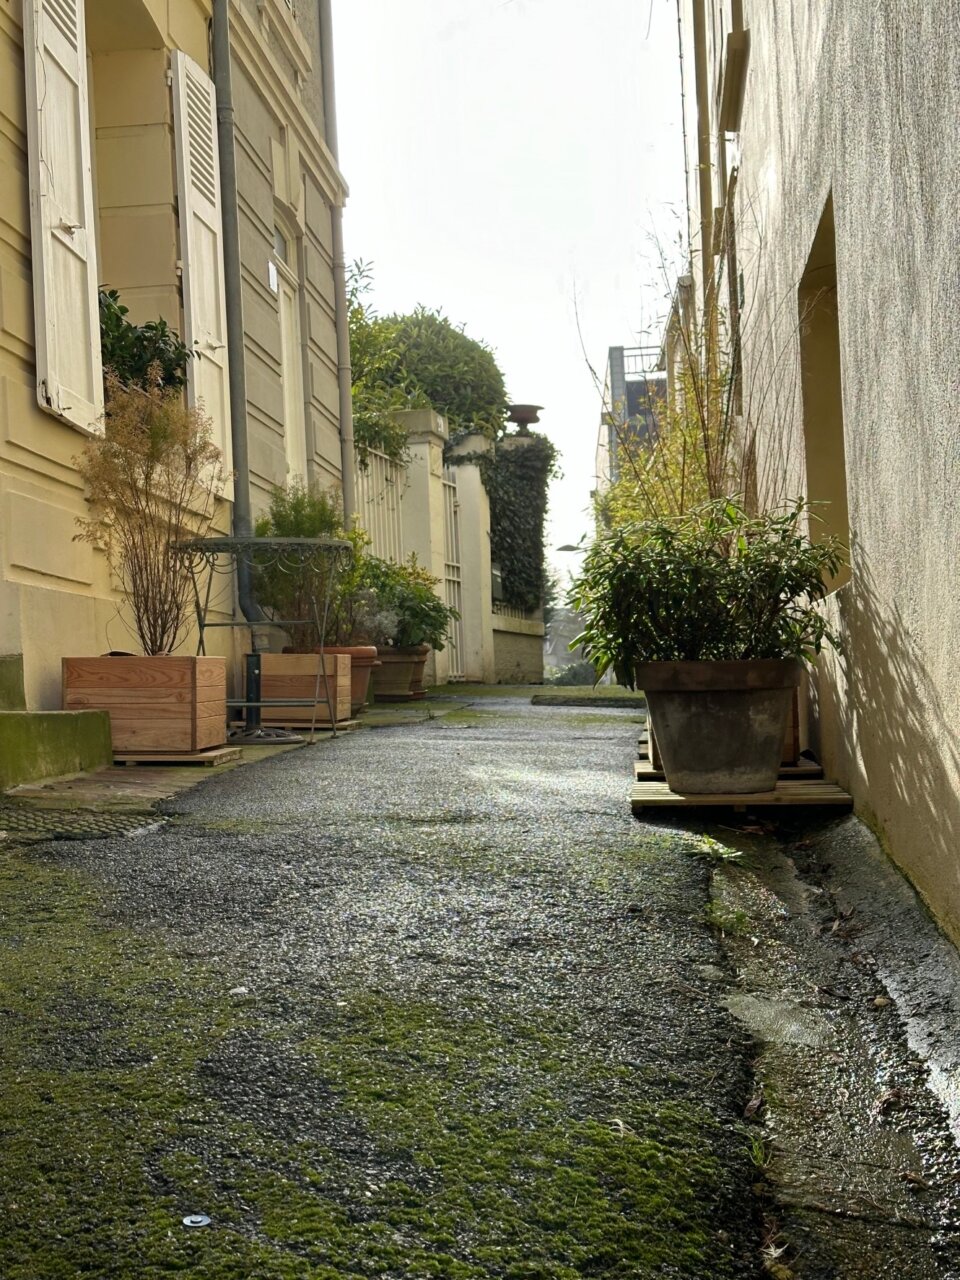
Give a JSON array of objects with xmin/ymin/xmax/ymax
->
[
  {"xmin": 367, "ymin": 557, "xmax": 460, "ymax": 701},
  {"xmin": 252, "ymin": 483, "xmax": 389, "ymax": 720},
  {"xmin": 571, "ymin": 498, "xmax": 846, "ymax": 793},
  {"xmin": 63, "ymin": 369, "xmax": 228, "ymax": 753}
]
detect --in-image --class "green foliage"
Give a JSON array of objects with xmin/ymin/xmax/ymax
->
[
  {"xmin": 98, "ymin": 289, "xmax": 190, "ymax": 391},
  {"xmin": 253, "ymin": 483, "xmax": 365, "ymax": 650},
  {"xmin": 595, "ymin": 364, "xmax": 714, "ymax": 530},
  {"xmin": 364, "ymin": 556, "xmax": 459, "ymax": 651},
  {"xmin": 348, "ymin": 263, "xmax": 509, "ymax": 465},
  {"xmin": 348, "ymin": 265, "xmax": 415, "ymax": 467},
  {"xmin": 483, "ymin": 435, "xmax": 559, "ymax": 611},
  {"xmin": 546, "ymin": 660, "xmax": 598, "ymax": 687},
  {"xmin": 385, "ymin": 307, "xmax": 508, "ymax": 438},
  {"xmin": 253, "ymin": 484, "xmax": 457, "ymax": 650},
  {"xmin": 571, "ymin": 498, "xmax": 846, "ymax": 686}
]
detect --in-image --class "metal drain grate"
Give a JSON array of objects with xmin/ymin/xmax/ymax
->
[{"xmin": 0, "ymin": 804, "xmax": 162, "ymax": 843}]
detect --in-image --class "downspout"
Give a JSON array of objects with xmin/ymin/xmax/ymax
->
[
  {"xmin": 676, "ymin": 0, "xmax": 692, "ymax": 266},
  {"xmin": 211, "ymin": 0, "xmax": 263, "ymax": 621},
  {"xmin": 318, "ymin": 0, "xmax": 357, "ymax": 522},
  {"xmin": 691, "ymin": 0, "xmax": 715, "ymax": 309}
]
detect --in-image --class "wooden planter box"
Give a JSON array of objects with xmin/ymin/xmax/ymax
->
[
  {"xmin": 259, "ymin": 653, "xmax": 352, "ymax": 725},
  {"xmin": 63, "ymin": 656, "xmax": 227, "ymax": 753}
]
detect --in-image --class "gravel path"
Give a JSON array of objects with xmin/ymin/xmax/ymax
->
[{"xmin": 0, "ymin": 700, "xmax": 763, "ymax": 1278}]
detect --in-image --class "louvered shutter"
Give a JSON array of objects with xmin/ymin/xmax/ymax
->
[
  {"xmin": 172, "ymin": 51, "xmax": 233, "ymax": 479},
  {"xmin": 22, "ymin": 0, "xmax": 104, "ymax": 431}
]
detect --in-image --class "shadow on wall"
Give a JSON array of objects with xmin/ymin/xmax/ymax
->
[{"xmin": 812, "ymin": 557, "xmax": 960, "ymax": 940}]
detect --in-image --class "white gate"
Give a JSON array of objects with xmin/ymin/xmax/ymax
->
[
  {"xmin": 442, "ymin": 466, "xmax": 465, "ymax": 681},
  {"xmin": 357, "ymin": 447, "xmax": 405, "ymax": 562}
]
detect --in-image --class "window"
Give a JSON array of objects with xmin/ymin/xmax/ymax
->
[
  {"xmin": 798, "ymin": 197, "xmax": 851, "ymax": 590},
  {"xmin": 273, "ymin": 224, "xmax": 307, "ymax": 482}
]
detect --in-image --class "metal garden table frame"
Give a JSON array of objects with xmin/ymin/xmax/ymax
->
[{"xmin": 171, "ymin": 535, "xmax": 353, "ymax": 740}]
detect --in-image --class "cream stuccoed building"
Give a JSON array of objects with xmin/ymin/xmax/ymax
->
[
  {"xmin": 1, "ymin": 0, "xmax": 351, "ymax": 709},
  {"xmin": 674, "ymin": 2, "xmax": 960, "ymax": 937},
  {"xmin": 0, "ymin": 0, "xmax": 512, "ymax": 745}
]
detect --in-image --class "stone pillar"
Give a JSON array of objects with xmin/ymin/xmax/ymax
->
[
  {"xmin": 396, "ymin": 410, "xmax": 450, "ymax": 686},
  {"xmin": 447, "ymin": 433, "xmax": 496, "ymax": 683}
]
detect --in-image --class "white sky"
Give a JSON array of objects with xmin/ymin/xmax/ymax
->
[{"xmin": 333, "ymin": 0, "xmax": 686, "ymax": 578}]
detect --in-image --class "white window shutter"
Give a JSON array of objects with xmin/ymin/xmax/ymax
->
[
  {"xmin": 22, "ymin": 0, "xmax": 103, "ymax": 432},
  {"xmin": 172, "ymin": 51, "xmax": 233, "ymax": 481}
]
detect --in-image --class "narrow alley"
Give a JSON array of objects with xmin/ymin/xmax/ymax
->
[{"xmin": 2, "ymin": 698, "xmax": 960, "ymax": 1278}]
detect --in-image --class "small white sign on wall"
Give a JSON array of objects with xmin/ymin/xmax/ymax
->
[{"xmin": 268, "ymin": 260, "xmax": 279, "ymax": 294}]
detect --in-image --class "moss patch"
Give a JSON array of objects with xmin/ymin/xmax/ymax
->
[
  {"xmin": 298, "ymin": 997, "xmax": 740, "ymax": 1278},
  {"xmin": 0, "ymin": 710, "xmax": 112, "ymax": 789},
  {"xmin": 0, "ymin": 840, "xmax": 751, "ymax": 1279}
]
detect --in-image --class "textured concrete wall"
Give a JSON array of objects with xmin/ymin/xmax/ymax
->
[
  {"xmin": 494, "ymin": 616, "xmax": 545, "ymax": 685},
  {"xmin": 0, "ymin": 710, "xmax": 112, "ymax": 789},
  {"xmin": 685, "ymin": 2, "xmax": 960, "ymax": 936}
]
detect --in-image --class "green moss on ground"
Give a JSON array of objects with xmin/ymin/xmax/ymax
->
[
  {"xmin": 0, "ymin": 847, "xmax": 746, "ymax": 1279},
  {"xmin": 299, "ymin": 999, "xmax": 736, "ymax": 1278},
  {"xmin": 435, "ymin": 707, "xmax": 642, "ymax": 730}
]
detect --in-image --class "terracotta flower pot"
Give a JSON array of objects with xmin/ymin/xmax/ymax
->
[
  {"xmin": 636, "ymin": 659, "xmax": 803, "ymax": 794},
  {"xmin": 322, "ymin": 645, "xmax": 381, "ymax": 716},
  {"xmin": 407, "ymin": 645, "xmax": 431, "ymax": 700},
  {"xmin": 372, "ymin": 646, "xmax": 421, "ymax": 702}
]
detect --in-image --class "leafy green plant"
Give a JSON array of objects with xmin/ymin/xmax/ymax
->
[
  {"xmin": 365, "ymin": 556, "xmax": 459, "ymax": 651},
  {"xmin": 252, "ymin": 485, "xmax": 457, "ymax": 650},
  {"xmin": 571, "ymin": 497, "xmax": 846, "ymax": 686},
  {"xmin": 347, "ymin": 265, "xmax": 415, "ymax": 467},
  {"xmin": 454, "ymin": 433, "xmax": 559, "ymax": 613},
  {"xmin": 99, "ymin": 289, "xmax": 190, "ymax": 392},
  {"xmin": 253, "ymin": 483, "xmax": 401, "ymax": 650},
  {"xmin": 688, "ymin": 835, "xmax": 744, "ymax": 864}
]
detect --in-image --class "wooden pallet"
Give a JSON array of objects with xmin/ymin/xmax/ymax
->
[
  {"xmin": 634, "ymin": 759, "xmax": 824, "ymax": 782},
  {"xmin": 113, "ymin": 746, "xmax": 242, "ymax": 768},
  {"xmin": 228, "ymin": 719, "xmax": 359, "ymax": 733},
  {"xmin": 631, "ymin": 777, "xmax": 852, "ymax": 813}
]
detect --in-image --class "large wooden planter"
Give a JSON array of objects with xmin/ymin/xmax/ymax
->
[
  {"xmin": 259, "ymin": 653, "xmax": 351, "ymax": 725},
  {"xmin": 63, "ymin": 656, "xmax": 227, "ymax": 753}
]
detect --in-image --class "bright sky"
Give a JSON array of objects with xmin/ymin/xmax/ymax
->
[{"xmin": 334, "ymin": 0, "xmax": 686, "ymax": 579}]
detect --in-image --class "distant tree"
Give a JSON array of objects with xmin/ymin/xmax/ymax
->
[{"xmin": 348, "ymin": 262, "xmax": 509, "ymax": 464}]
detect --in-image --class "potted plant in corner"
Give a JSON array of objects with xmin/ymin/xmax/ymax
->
[
  {"xmin": 571, "ymin": 498, "xmax": 846, "ymax": 793},
  {"xmin": 252, "ymin": 482, "xmax": 391, "ymax": 721},
  {"xmin": 368, "ymin": 557, "xmax": 460, "ymax": 702},
  {"xmin": 63, "ymin": 368, "xmax": 228, "ymax": 753}
]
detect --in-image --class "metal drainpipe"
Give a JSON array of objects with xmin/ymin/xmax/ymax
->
[
  {"xmin": 211, "ymin": 0, "xmax": 263, "ymax": 622},
  {"xmin": 318, "ymin": 0, "xmax": 357, "ymax": 522}
]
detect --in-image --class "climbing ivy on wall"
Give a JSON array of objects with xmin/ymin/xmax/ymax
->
[{"xmin": 484, "ymin": 434, "xmax": 559, "ymax": 612}]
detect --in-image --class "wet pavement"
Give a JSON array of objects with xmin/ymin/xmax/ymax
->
[{"xmin": 1, "ymin": 695, "xmax": 959, "ymax": 1277}]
